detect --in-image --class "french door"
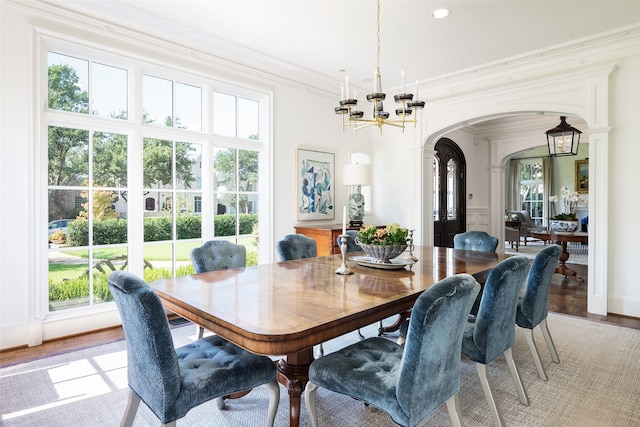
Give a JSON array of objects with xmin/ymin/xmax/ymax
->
[{"xmin": 433, "ymin": 138, "xmax": 466, "ymax": 247}]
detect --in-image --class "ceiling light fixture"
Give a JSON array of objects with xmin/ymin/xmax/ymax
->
[
  {"xmin": 432, "ymin": 8, "xmax": 450, "ymax": 19},
  {"xmin": 335, "ymin": 0, "xmax": 424, "ymax": 134},
  {"xmin": 546, "ymin": 116, "xmax": 582, "ymax": 156}
]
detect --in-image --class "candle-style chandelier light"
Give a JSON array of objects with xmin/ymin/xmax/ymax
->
[{"xmin": 335, "ymin": 0, "xmax": 424, "ymax": 134}]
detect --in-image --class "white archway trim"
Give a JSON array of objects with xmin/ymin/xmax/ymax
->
[{"xmin": 420, "ymin": 63, "xmax": 615, "ymax": 316}]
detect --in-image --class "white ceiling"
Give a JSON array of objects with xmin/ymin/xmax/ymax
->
[
  {"xmin": 38, "ymin": 0, "xmax": 639, "ymax": 143},
  {"xmin": 50, "ymin": 0, "xmax": 640, "ymax": 93}
]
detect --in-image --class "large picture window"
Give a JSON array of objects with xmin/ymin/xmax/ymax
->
[{"xmin": 45, "ymin": 45, "xmax": 268, "ymax": 314}]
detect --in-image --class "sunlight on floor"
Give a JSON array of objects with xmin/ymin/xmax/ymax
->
[{"xmin": 1, "ymin": 350, "xmax": 127, "ymax": 421}]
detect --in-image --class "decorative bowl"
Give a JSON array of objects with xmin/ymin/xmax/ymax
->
[
  {"xmin": 355, "ymin": 237, "xmax": 407, "ymax": 264},
  {"xmin": 549, "ymin": 220, "xmax": 580, "ymax": 235}
]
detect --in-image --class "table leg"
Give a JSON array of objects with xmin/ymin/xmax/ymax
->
[
  {"xmin": 556, "ymin": 242, "xmax": 585, "ymax": 283},
  {"xmin": 276, "ymin": 349, "xmax": 314, "ymax": 427}
]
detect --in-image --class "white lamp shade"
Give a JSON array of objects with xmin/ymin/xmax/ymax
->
[{"xmin": 343, "ymin": 164, "xmax": 371, "ymax": 186}]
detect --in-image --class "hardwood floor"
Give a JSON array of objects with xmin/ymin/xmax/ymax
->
[{"xmin": 2, "ymin": 263, "xmax": 639, "ymax": 368}]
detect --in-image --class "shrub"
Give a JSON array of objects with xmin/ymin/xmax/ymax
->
[{"xmin": 50, "ymin": 229, "xmax": 66, "ymax": 241}]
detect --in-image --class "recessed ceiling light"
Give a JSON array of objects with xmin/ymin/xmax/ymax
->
[{"xmin": 432, "ymin": 8, "xmax": 450, "ymax": 19}]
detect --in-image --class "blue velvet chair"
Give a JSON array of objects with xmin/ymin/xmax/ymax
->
[
  {"xmin": 276, "ymin": 234, "xmax": 323, "ymax": 355},
  {"xmin": 453, "ymin": 231, "xmax": 499, "ymax": 252},
  {"xmin": 396, "ymin": 230, "xmax": 499, "ymax": 344},
  {"xmin": 461, "ymin": 256, "xmax": 530, "ymax": 427},
  {"xmin": 276, "ymin": 234, "xmax": 317, "ymax": 261},
  {"xmin": 190, "ymin": 240, "xmax": 247, "ymax": 339},
  {"xmin": 190, "ymin": 240, "xmax": 247, "ymax": 274},
  {"xmin": 304, "ymin": 274, "xmax": 481, "ymax": 427},
  {"xmin": 337, "ymin": 230, "xmax": 360, "ymax": 253},
  {"xmin": 516, "ymin": 244, "xmax": 563, "ymax": 380},
  {"xmin": 107, "ymin": 271, "xmax": 279, "ymax": 427}
]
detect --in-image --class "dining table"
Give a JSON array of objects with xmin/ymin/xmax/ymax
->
[{"xmin": 150, "ymin": 245, "xmax": 510, "ymax": 427}]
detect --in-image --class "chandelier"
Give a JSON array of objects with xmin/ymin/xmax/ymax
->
[{"xmin": 335, "ymin": 0, "xmax": 424, "ymax": 134}]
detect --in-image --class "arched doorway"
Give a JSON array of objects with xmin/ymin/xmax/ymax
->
[{"xmin": 433, "ymin": 138, "xmax": 466, "ymax": 247}]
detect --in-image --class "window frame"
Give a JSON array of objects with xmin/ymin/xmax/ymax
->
[{"xmin": 40, "ymin": 36, "xmax": 271, "ymax": 317}]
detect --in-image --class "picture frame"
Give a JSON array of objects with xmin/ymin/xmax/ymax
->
[
  {"xmin": 296, "ymin": 148, "xmax": 335, "ymax": 220},
  {"xmin": 575, "ymin": 159, "xmax": 589, "ymax": 194}
]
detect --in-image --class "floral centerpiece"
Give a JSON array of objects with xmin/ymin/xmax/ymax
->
[
  {"xmin": 548, "ymin": 186, "xmax": 587, "ymax": 233},
  {"xmin": 356, "ymin": 223, "xmax": 409, "ymax": 263}
]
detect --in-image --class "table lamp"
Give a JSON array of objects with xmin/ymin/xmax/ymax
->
[{"xmin": 343, "ymin": 163, "xmax": 371, "ymax": 227}]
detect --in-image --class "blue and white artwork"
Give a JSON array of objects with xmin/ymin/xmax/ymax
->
[{"xmin": 297, "ymin": 149, "xmax": 334, "ymax": 220}]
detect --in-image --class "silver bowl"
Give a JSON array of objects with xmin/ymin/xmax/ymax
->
[{"xmin": 355, "ymin": 237, "xmax": 407, "ymax": 264}]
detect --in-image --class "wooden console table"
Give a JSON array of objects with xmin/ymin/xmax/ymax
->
[
  {"xmin": 532, "ymin": 231, "xmax": 588, "ymax": 283},
  {"xmin": 294, "ymin": 224, "xmax": 365, "ymax": 256}
]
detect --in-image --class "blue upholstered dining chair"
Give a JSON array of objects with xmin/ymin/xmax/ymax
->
[
  {"xmin": 276, "ymin": 234, "xmax": 324, "ymax": 355},
  {"xmin": 516, "ymin": 244, "xmax": 563, "ymax": 380},
  {"xmin": 190, "ymin": 240, "xmax": 247, "ymax": 339},
  {"xmin": 276, "ymin": 234, "xmax": 317, "ymax": 260},
  {"xmin": 107, "ymin": 271, "xmax": 280, "ymax": 427},
  {"xmin": 304, "ymin": 274, "xmax": 481, "ymax": 427},
  {"xmin": 190, "ymin": 240, "xmax": 247, "ymax": 274},
  {"xmin": 453, "ymin": 230, "xmax": 499, "ymax": 252},
  {"xmin": 396, "ymin": 230, "xmax": 499, "ymax": 345},
  {"xmin": 461, "ymin": 255, "xmax": 530, "ymax": 427},
  {"xmin": 337, "ymin": 230, "xmax": 360, "ymax": 253}
]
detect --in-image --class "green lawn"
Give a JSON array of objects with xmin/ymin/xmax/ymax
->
[{"xmin": 50, "ymin": 239, "xmax": 258, "ymax": 282}]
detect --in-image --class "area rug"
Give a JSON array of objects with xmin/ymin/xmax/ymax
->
[{"xmin": 1, "ymin": 314, "xmax": 638, "ymax": 426}]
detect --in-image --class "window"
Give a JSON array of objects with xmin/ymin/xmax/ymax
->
[
  {"xmin": 47, "ymin": 125, "xmax": 129, "ymax": 311},
  {"xmin": 143, "ymin": 75, "xmax": 202, "ymax": 131},
  {"xmin": 214, "ymin": 147, "xmax": 259, "ymax": 255},
  {"xmin": 44, "ymin": 44, "xmax": 268, "ymax": 314},
  {"xmin": 518, "ymin": 159, "xmax": 544, "ymax": 226}
]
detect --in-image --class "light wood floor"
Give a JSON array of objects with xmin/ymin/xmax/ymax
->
[{"xmin": 1, "ymin": 263, "xmax": 638, "ymax": 368}]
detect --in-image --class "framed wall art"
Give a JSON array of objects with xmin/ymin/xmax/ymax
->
[
  {"xmin": 297, "ymin": 148, "xmax": 335, "ymax": 220},
  {"xmin": 575, "ymin": 159, "xmax": 589, "ymax": 194}
]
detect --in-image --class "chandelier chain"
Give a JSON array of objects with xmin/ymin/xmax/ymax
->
[{"xmin": 376, "ymin": 0, "xmax": 381, "ymax": 73}]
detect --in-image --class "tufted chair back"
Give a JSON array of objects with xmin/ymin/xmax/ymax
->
[
  {"xmin": 337, "ymin": 230, "xmax": 360, "ymax": 253},
  {"xmin": 190, "ymin": 240, "xmax": 246, "ymax": 274},
  {"xmin": 453, "ymin": 231, "xmax": 499, "ymax": 252},
  {"xmin": 108, "ymin": 271, "xmax": 279, "ymax": 426},
  {"xmin": 463, "ymin": 256, "xmax": 529, "ymax": 363},
  {"xmin": 276, "ymin": 234, "xmax": 317, "ymax": 261}
]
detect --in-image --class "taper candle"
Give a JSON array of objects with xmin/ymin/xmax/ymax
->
[{"xmin": 342, "ymin": 206, "xmax": 347, "ymax": 236}]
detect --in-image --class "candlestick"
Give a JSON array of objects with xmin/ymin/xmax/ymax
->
[
  {"xmin": 401, "ymin": 70, "xmax": 405, "ymax": 93},
  {"xmin": 340, "ymin": 85, "xmax": 344, "ymax": 101},
  {"xmin": 415, "ymin": 80, "xmax": 419, "ymax": 100},
  {"xmin": 335, "ymin": 234, "xmax": 353, "ymax": 275},
  {"xmin": 345, "ymin": 76, "xmax": 350, "ymax": 98}
]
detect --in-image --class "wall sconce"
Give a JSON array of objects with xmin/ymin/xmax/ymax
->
[
  {"xmin": 546, "ymin": 116, "xmax": 582, "ymax": 156},
  {"xmin": 343, "ymin": 164, "xmax": 371, "ymax": 227}
]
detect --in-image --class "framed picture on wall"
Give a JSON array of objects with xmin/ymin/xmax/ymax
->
[
  {"xmin": 296, "ymin": 148, "xmax": 335, "ymax": 220},
  {"xmin": 575, "ymin": 159, "xmax": 589, "ymax": 193}
]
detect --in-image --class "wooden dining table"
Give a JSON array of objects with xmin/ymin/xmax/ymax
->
[{"xmin": 151, "ymin": 245, "xmax": 510, "ymax": 427}]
